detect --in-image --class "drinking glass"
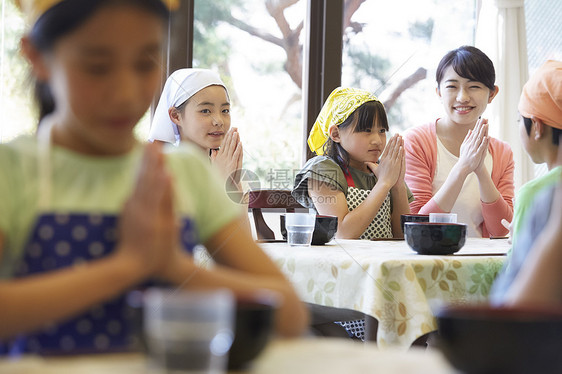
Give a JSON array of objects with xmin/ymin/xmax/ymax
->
[
  {"xmin": 285, "ymin": 213, "xmax": 315, "ymax": 247},
  {"xmin": 144, "ymin": 288, "xmax": 235, "ymax": 374}
]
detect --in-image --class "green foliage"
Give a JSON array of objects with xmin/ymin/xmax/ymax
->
[
  {"xmin": 193, "ymin": 0, "xmax": 245, "ymax": 68},
  {"xmin": 386, "ymin": 101, "xmax": 406, "ymax": 132},
  {"xmin": 408, "ymin": 18, "xmax": 434, "ymax": 42},
  {"xmin": 3, "ymin": 1, "xmax": 30, "ymax": 98},
  {"xmin": 242, "ymin": 114, "xmax": 301, "ymax": 182},
  {"xmin": 345, "ymin": 46, "xmax": 391, "ymax": 89},
  {"xmin": 1, "ymin": 1, "xmax": 37, "ymax": 140},
  {"xmin": 251, "ymin": 60, "xmax": 285, "ymax": 76}
]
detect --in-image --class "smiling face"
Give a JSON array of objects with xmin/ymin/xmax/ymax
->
[
  {"xmin": 437, "ymin": 66, "xmax": 498, "ymax": 128},
  {"xmin": 177, "ymin": 85, "xmax": 231, "ymax": 151},
  {"xmin": 34, "ymin": 5, "xmax": 165, "ymax": 155}
]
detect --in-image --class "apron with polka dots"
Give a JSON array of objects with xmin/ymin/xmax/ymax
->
[
  {"xmin": 344, "ymin": 171, "xmax": 393, "ymax": 239},
  {"xmin": 4, "ymin": 120, "xmax": 199, "ymax": 355}
]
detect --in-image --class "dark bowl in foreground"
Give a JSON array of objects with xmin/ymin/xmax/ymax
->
[
  {"xmin": 404, "ymin": 222, "xmax": 466, "ymax": 255},
  {"xmin": 227, "ymin": 291, "xmax": 279, "ymax": 370},
  {"xmin": 436, "ymin": 305, "xmax": 562, "ymax": 374},
  {"xmin": 280, "ymin": 214, "xmax": 338, "ymax": 245},
  {"xmin": 400, "ymin": 214, "xmax": 430, "ymax": 234}
]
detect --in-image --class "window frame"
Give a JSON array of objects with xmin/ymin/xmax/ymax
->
[{"xmin": 162, "ymin": 0, "xmax": 344, "ymax": 165}]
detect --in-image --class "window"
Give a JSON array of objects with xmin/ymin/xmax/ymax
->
[
  {"xmin": 341, "ymin": 0, "xmax": 477, "ymax": 134},
  {"xmin": 192, "ymin": 0, "xmax": 306, "ymax": 187},
  {"xmin": 524, "ymin": 0, "xmax": 562, "ymax": 178},
  {"xmin": 0, "ymin": 0, "xmax": 33, "ymax": 142},
  {"xmin": 0, "ymin": 1, "xmax": 153, "ymax": 143},
  {"xmin": 525, "ymin": 0, "xmax": 562, "ymax": 75},
  {"xmin": 2, "ymin": 0, "xmax": 559, "ymax": 187}
]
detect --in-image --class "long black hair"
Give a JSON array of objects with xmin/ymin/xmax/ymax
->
[
  {"xmin": 28, "ymin": 0, "xmax": 168, "ymax": 121},
  {"xmin": 322, "ymin": 100, "xmax": 389, "ymax": 170}
]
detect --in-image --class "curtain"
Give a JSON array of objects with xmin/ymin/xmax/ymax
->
[{"xmin": 475, "ymin": 0, "xmax": 532, "ymax": 192}]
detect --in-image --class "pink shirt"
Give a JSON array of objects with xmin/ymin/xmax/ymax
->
[{"xmin": 404, "ymin": 120, "xmax": 514, "ymax": 237}]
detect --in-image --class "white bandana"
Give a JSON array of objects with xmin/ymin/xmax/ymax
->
[{"xmin": 149, "ymin": 68, "xmax": 227, "ymax": 145}]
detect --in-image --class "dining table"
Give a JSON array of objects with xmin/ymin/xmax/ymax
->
[
  {"xmin": 257, "ymin": 237, "xmax": 510, "ymax": 349},
  {"xmin": 0, "ymin": 337, "xmax": 457, "ymax": 374}
]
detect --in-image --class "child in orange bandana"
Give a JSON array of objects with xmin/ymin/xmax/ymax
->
[
  {"xmin": 511, "ymin": 60, "xmax": 562, "ymax": 240},
  {"xmin": 491, "ymin": 60, "xmax": 562, "ymax": 305}
]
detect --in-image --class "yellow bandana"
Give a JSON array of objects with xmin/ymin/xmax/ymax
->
[
  {"xmin": 307, "ymin": 87, "xmax": 381, "ymax": 155},
  {"xmin": 16, "ymin": 0, "xmax": 179, "ymax": 27}
]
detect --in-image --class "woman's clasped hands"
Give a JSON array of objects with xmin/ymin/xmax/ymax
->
[{"xmin": 459, "ymin": 117, "xmax": 490, "ymax": 177}]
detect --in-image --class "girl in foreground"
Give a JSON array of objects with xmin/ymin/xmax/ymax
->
[{"xmin": 0, "ymin": 0, "xmax": 307, "ymax": 354}]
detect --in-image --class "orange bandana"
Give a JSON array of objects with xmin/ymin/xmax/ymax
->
[{"xmin": 518, "ymin": 60, "xmax": 562, "ymax": 129}]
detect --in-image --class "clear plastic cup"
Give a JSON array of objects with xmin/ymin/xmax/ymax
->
[
  {"xmin": 144, "ymin": 288, "xmax": 235, "ymax": 374},
  {"xmin": 429, "ymin": 213, "xmax": 458, "ymax": 223},
  {"xmin": 285, "ymin": 213, "xmax": 316, "ymax": 247}
]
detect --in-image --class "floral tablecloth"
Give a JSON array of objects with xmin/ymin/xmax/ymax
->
[{"xmin": 259, "ymin": 238, "xmax": 509, "ymax": 349}]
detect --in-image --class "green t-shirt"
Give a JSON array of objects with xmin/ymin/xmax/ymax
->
[
  {"xmin": 512, "ymin": 166, "xmax": 561, "ymax": 242},
  {"xmin": 0, "ymin": 136, "xmax": 241, "ymax": 277}
]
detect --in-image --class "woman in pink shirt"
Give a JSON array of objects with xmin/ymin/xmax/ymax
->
[{"xmin": 404, "ymin": 46, "xmax": 514, "ymax": 237}]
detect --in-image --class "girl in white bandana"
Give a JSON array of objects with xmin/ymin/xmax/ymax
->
[{"xmin": 150, "ymin": 68, "xmax": 243, "ymax": 184}]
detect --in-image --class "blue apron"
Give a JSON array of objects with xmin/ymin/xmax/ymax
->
[{"xmin": 2, "ymin": 120, "xmax": 199, "ymax": 355}]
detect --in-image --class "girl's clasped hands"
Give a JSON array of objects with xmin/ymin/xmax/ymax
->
[
  {"xmin": 210, "ymin": 127, "xmax": 244, "ymax": 185},
  {"xmin": 366, "ymin": 134, "xmax": 406, "ymax": 191},
  {"xmin": 118, "ymin": 142, "xmax": 185, "ymax": 280}
]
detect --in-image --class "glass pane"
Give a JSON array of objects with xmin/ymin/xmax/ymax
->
[
  {"xmin": 0, "ymin": 1, "xmax": 34, "ymax": 143},
  {"xmin": 525, "ymin": 0, "xmax": 562, "ymax": 75},
  {"xmin": 341, "ymin": 0, "xmax": 477, "ymax": 134},
  {"xmin": 193, "ymin": 0, "xmax": 305, "ymax": 187},
  {"xmin": 525, "ymin": 0, "xmax": 562, "ymax": 179},
  {"xmin": 0, "ymin": 2, "xmax": 153, "ymax": 143}
]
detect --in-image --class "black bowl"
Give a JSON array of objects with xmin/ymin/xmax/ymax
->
[
  {"xmin": 400, "ymin": 214, "xmax": 430, "ymax": 234},
  {"xmin": 436, "ymin": 305, "xmax": 562, "ymax": 374},
  {"xmin": 280, "ymin": 214, "xmax": 338, "ymax": 245},
  {"xmin": 404, "ymin": 222, "xmax": 466, "ymax": 255},
  {"xmin": 227, "ymin": 291, "xmax": 279, "ymax": 370}
]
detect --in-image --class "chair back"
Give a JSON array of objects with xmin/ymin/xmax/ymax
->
[{"xmin": 247, "ymin": 189, "xmax": 306, "ymax": 240}]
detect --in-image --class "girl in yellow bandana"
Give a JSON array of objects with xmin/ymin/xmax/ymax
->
[
  {"xmin": 293, "ymin": 87, "xmax": 412, "ymax": 239},
  {"xmin": 0, "ymin": 0, "xmax": 307, "ymax": 355}
]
